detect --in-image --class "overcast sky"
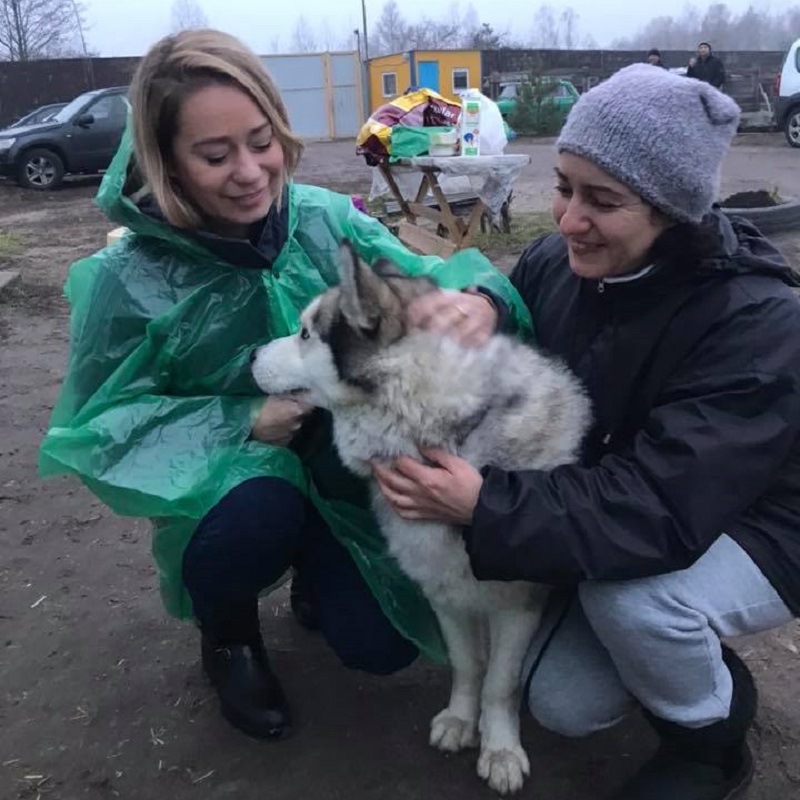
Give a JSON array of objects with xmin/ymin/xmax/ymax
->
[{"xmin": 80, "ymin": 0, "xmax": 772, "ymax": 57}]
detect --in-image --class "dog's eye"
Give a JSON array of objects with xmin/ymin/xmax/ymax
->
[{"xmin": 300, "ymin": 327, "xmax": 310, "ymax": 340}]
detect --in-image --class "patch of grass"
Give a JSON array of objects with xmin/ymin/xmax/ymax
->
[
  {"xmin": 471, "ymin": 211, "xmax": 556, "ymax": 258},
  {"xmin": 0, "ymin": 230, "xmax": 22, "ymax": 259}
]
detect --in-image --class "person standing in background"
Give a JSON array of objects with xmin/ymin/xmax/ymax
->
[
  {"xmin": 647, "ymin": 48, "xmax": 668, "ymax": 69},
  {"xmin": 687, "ymin": 42, "xmax": 726, "ymax": 89}
]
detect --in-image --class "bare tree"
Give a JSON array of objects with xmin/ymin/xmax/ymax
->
[
  {"xmin": 407, "ymin": 17, "xmax": 460, "ymax": 50},
  {"xmin": 461, "ymin": 2, "xmax": 480, "ymax": 46},
  {"xmin": 469, "ymin": 23, "xmax": 508, "ymax": 50},
  {"xmin": 371, "ymin": 0, "xmax": 502, "ymax": 54},
  {"xmin": 0, "ymin": 0, "xmax": 84, "ymax": 60},
  {"xmin": 617, "ymin": 15, "xmax": 681, "ymax": 49},
  {"xmin": 170, "ymin": 0, "xmax": 208, "ymax": 32},
  {"xmin": 682, "ymin": 3, "xmax": 703, "ymax": 41},
  {"xmin": 781, "ymin": 7, "xmax": 800, "ymax": 49},
  {"xmin": 290, "ymin": 15, "xmax": 318, "ymax": 54},
  {"xmin": 560, "ymin": 7, "xmax": 580, "ymax": 49},
  {"xmin": 615, "ymin": 2, "xmax": 800, "ymax": 51},
  {"xmin": 373, "ymin": 0, "xmax": 409, "ymax": 55},
  {"xmin": 316, "ymin": 18, "xmax": 347, "ymax": 52},
  {"xmin": 700, "ymin": 2, "xmax": 733, "ymax": 49},
  {"xmin": 528, "ymin": 5, "xmax": 582, "ymax": 49},
  {"xmin": 530, "ymin": 5, "xmax": 560, "ymax": 48},
  {"xmin": 731, "ymin": 6, "xmax": 768, "ymax": 51},
  {"xmin": 53, "ymin": 39, "xmax": 97, "ymax": 57},
  {"xmin": 337, "ymin": 30, "xmax": 360, "ymax": 52}
]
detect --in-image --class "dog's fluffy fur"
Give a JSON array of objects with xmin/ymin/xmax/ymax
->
[{"xmin": 251, "ymin": 242, "xmax": 590, "ymax": 794}]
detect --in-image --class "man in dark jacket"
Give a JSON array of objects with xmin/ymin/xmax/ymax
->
[
  {"xmin": 687, "ymin": 41, "xmax": 726, "ymax": 88},
  {"xmin": 374, "ymin": 64, "xmax": 800, "ymax": 800},
  {"xmin": 647, "ymin": 47, "xmax": 668, "ymax": 68}
]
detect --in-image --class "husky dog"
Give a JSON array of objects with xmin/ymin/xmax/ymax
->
[{"xmin": 251, "ymin": 242, "xmax": 590, "ymax": 794}]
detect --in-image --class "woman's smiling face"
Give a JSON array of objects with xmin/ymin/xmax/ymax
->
[
  {"xmin": 170, "ymin": 82, "xmax": 285, "ymax": 238},
  {"xmin": 552, "ymin": 152, "xmax": 671, "ymax": 279}
]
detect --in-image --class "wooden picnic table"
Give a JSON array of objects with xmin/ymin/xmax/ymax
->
[{"xmin": 377, "ymin": 154, "xmax": 531, "ymax": 257}]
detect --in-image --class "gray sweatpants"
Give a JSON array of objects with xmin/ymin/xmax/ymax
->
[{"xmin": 523, "ymin": 534, "xmax": 795, "ymax": 736}]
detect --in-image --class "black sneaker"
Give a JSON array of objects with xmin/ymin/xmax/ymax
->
[{"xmin": 202, "ymin": 635, "xmax": 290, "ymax": 739}]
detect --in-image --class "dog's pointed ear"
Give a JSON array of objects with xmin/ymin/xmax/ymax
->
[{"xmin": 338, "ymin": 240, "xmax": 382, "ymax": 332}]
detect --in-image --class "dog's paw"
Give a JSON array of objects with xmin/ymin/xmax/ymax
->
[
  {"xmin": 477, "ymin": 746, "xmax": 530, "ymax": 795},
  {"xmin": 429, "ymin": 710, "xmax": 479, "ymax": 752}
]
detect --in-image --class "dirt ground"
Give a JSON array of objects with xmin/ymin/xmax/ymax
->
[{"xmin": 1, "ymin": 134, "xmax": 799, "ymax": 800}]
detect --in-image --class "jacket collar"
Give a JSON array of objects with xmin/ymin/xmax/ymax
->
[
  {"xmin": 136, "ymin": 188, "xmax": 290, "ymax": 271},
  {"xmin": 602, "ymin": 264, "xmax": 656, "ymax": 284},
  {"xmin": 590, "ymin": 208, "xmax": 799, "ymax": 294}
]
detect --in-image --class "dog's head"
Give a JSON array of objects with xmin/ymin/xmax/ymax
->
[{"xmin": 250, "ymin": 240, "xmax": 438, "ymax": 407}]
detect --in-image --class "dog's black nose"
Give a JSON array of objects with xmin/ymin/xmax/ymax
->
[{"xmin": 249, "ymin": 348, "xmax": 258, "ymax": 364}]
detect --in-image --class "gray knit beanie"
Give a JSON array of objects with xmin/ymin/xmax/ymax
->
[{"xmin": 557, "ymin": 64, "xmax": 740, "ymax": 223}]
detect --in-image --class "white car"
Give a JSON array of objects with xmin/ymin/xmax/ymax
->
[{"xmin": 775, "ymin": 38, "xmax": 800, "ymax": 148}]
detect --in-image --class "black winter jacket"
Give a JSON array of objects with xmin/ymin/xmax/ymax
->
[
  {"xmin": 465, "ymin": 212, "xmax": 800, "ymax": 616},
  {"xmin": 687, "ymin": 54, "xmax": 726, "ymax": 88}
]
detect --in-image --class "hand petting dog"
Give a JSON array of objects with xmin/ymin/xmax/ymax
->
[
  {"xmin": 406, "ymin": 289, "xmax": 498, "ymax": 348},
  {"xmin": 373, "ymin": 446, "xmax": 483, "ymax": 525}
]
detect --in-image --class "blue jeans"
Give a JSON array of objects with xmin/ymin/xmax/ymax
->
[
  {"xmin": 182, "ymin": 477, "xmax": 418, "ymax": 675},
  {"xmin": 523, "ymin": 535, "xmax": 794, "ymax": 736}
]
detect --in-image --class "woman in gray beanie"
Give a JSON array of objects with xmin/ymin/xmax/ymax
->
[{"xmin": 374, "ymin": 64, "xmax": 800, "ymax": 800}]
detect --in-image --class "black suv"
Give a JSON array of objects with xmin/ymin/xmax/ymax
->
[{"xmin": 0, "ymin": 86, "xmax": 129, "ymax": 190}]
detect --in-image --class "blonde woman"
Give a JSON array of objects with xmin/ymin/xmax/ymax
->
[{"xmin": 39, "ymin": 30, "xmax": 526, "ymax": 740}]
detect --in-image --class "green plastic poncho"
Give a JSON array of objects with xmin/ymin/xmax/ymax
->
[{"xmin": 38, "ymin": 130, "xmax": 533, "ymax": 664}]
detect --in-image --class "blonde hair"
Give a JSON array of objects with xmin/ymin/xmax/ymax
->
[{"xmin": 128, "ymin": 29, "xmax": 304, "ymax": 229}]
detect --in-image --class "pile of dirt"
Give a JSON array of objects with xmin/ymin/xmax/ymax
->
[{"xmin": 720, "ymin": 190, "xmax": 783, "ymax": 209}]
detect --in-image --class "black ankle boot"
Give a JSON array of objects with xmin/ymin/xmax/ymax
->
[
  {"xmin": 202, "ymin": 634, "xmax": 290, "ymax": 739},
  {"xmin": 610, "ymin": 645, "xmax": 757, "ymax": 800},
  {"xmin": 289, "ymin": 567, "xmax": 320, "ymax": 631}
]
